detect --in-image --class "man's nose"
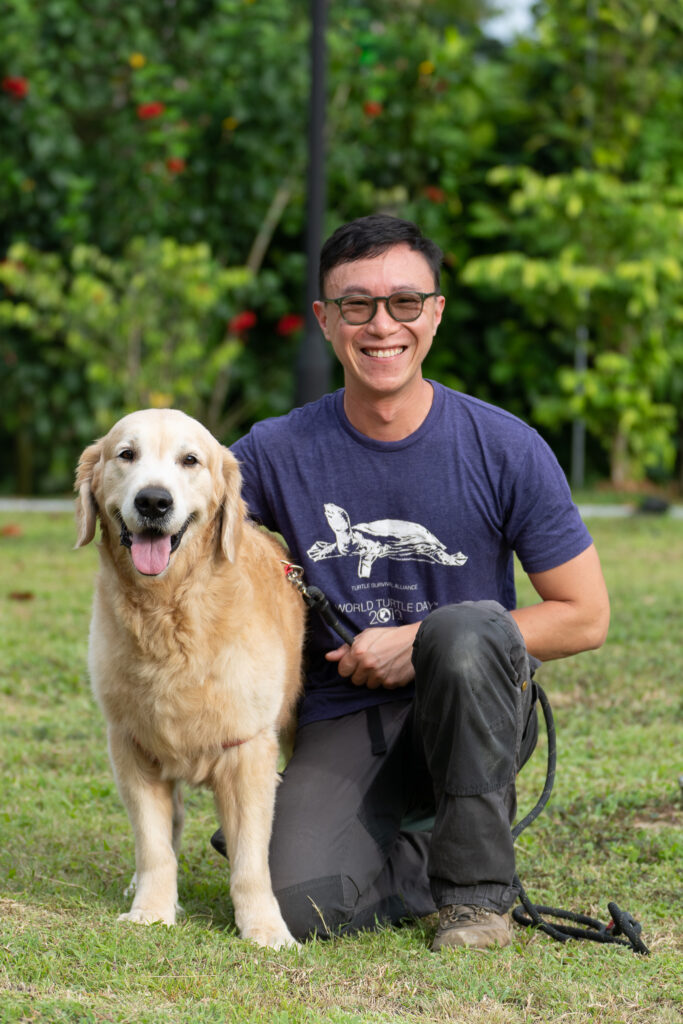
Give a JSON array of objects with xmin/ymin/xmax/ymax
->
[{"xmin": 366, "ymin": 299, "xmax": 399, "ymax": 334}]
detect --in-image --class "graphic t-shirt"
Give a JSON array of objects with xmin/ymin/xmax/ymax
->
[{"xmin": 231, "ymin": 382, "xmax": 592, "ymax": 726}]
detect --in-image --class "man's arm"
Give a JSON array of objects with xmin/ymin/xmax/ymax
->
[
  {"xmin": 511, "ymin": 542, "xmax": 610, "ymax": 661},
  {"xmin": 326, "ymin": 544, "xmax": 610, "ymax": 687}
]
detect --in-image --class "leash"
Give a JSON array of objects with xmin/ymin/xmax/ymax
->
[
  {"xmin": 282, "ymin": 563, "xmax": 356, "ymax": 645},
  {"xmin": 283, "ymin": 563, "xmax": 650, "ymax": 955},
  {"xmin": 510, "ymin": 685, "xmax": 649, "ymax": 954}
]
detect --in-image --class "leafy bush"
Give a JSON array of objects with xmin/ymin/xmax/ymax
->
[
  {"xmin": 462, "ymin": 169, "xmax": 683, "ymax": 483},
  {"xmin": 0, "ymin": 238, "xmax": 251, "ymax": 492}
]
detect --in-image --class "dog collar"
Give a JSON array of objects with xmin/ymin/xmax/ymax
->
[{"xmin": 131, "ymin": 730, "xmax": 258, "ymax": 766}]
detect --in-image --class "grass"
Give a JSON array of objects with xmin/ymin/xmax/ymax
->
[{"xmin": 1, "ymin": 510, "xmax": 682, "ymax": 1023}]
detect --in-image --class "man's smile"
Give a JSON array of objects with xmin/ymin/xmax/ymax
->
[{"xmin": 361, "ymin": 346, "xmax": 406, "ymax": 359}]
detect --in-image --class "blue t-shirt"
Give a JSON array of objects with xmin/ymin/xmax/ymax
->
[{"xmin": 232, "ymin": 381, "xmax": 592, "ymax": 726}]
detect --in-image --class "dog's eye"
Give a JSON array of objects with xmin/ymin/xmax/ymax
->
[
  {"xmin": 182, "ymin": 454, "xmax": 199, "ymax": 467},
  {"xmin": 118, "ymin": 449, "xmax": 135, "ymax": 462}
]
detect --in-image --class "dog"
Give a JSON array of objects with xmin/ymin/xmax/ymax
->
[{"xmin": 75, "ymin": 408, "xmax": 304, "ymax": 949}]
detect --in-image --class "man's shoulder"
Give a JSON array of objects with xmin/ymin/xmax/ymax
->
[
  {"xmin": 433, "ymin": 382, "xmax": 539, "ymax": 444},
  {"xmin": 232, "ymin": 391, "xmax": 341, "ymax": 454}
]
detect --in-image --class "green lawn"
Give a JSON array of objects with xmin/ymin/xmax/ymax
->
[{"xmin": 1, "ymin": 511, "xmax": 681, "ymax": 1023}]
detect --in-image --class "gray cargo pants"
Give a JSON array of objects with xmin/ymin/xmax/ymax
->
[{"xmin": 211, "ymin": 601, "xmax": 539, "ymax": 940}]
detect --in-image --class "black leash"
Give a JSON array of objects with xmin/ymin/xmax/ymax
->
[
  {"xmin": 510, "ymin": 685, "xmax": 649, "ymax": 954},
  {"xmin": 283, "ymin": 565, "xmax": 650, "ymax": 955}
]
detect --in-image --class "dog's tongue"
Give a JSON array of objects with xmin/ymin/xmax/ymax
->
[{"xmin": 130, "ymin": 533, "xmax": 172, "ymax": 575}]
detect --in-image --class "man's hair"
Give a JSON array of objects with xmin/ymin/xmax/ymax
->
[{"xmin": 318, "ymin": 214, "xmax": 443, "ymax": 296}]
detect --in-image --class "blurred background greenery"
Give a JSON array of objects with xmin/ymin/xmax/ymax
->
[{"xmin": 1, "ymin": 0, "xmax": 682, "ymax": 496}]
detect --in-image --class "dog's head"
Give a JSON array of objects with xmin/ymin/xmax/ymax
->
[{"xmin": 75, "ymin": 409, "xmax": 245, "ymax": 576}]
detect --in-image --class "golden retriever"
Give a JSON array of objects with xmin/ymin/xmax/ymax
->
[{"xmin": 75, "ymin": 408, "xmax": 304, "ymax": 949}]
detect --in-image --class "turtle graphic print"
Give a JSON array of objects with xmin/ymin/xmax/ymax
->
[{"xmin": 307, "ymin": 503, "xmax": 468, "ymax": 579}]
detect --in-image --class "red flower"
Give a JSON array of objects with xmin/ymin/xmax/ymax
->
[
  {"xmin": 363, "ymin": 100, "xmax": 383, "ymax": 118},
  {"xmin": 2, "ymin": 76, "xmax": 29, "ymax": 99},
  {"xmin": 137, "ymin": 101, "xmax": 166, "ymax": 120},
  {"xmin": 423, "ymin": 185, "xmax": 446, "ymax": 204},
  {"xmin": 166, "ymin": 156, "xmax": 186, "ymax": 174},
  {"xmin": 277, "ymin": 313, "xmax": 305, "ymax": 336},
  {"xmin": 229, "ymin": 310, "xmax": 257, "ymax": 333}
]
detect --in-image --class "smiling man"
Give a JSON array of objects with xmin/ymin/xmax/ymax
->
[
  {"xmin": 313, "ymin": 240, "xmax": 445, "ymax": 439},
  {"xmin": 211, "ymin": 214, "xmax": 610, "ymax": 951}
]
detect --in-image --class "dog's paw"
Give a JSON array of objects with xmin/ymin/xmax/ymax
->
[
  {"xmin": 241, "ymin": 921, "xmax": 300, "ymax": 950},
  {"xmin": 118, "ymin": 906, "xmax": 175, "ymax": 926}
]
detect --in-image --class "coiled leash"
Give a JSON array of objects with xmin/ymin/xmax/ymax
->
[
  {"xmin": 510, "ymin": 686, "xmax": 649, "ymax": 954},
  {"xmin": 283, "ymin": 563, "xmax": 650, "ymax": 955}
]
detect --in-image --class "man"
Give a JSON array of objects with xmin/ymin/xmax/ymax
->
[{"xmin": 211, "ymin": 214, "xmax": 610, "ymax": 950}]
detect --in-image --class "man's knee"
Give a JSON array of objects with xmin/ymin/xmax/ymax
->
[
  {"xmin": 413, "ymin": 600, "xmax": 512, "ymax": 685},
  {"xmin": 275, "ymin": 874, "xmax": 357, "ymax": 941}
]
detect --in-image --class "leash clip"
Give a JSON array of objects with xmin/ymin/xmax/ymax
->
[
  {"xmin": 281, "ymin": 562, "xmax": 355, "ymax": 645},
  {"xmin": 281, "ymin": 561, "xmax": 309, "ymax": 598}
]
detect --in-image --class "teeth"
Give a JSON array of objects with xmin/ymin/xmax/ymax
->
[{"xmin": 364, "ymin": 347, "xmax": 404, "ymax": 359}]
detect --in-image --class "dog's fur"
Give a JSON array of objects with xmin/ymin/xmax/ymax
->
[{"xmin": 75, "ymin": 409, "xmax": 304, "ymax": 948}]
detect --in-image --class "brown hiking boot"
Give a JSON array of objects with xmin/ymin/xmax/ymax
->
[{"xmin": 431, "ymin": 903, "xmax": 512, "ymax": 951}]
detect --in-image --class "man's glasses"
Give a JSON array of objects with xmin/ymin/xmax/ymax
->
[{"xmin": 323, "ymin": 291, "xmax": 439, "ymax": 325}]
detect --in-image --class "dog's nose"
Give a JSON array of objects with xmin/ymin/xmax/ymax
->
[{"xmin": 134, "ymin": 487, "xmax": 174, "ymax": 519}]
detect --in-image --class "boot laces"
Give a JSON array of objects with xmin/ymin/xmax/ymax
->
[{"xmin": 440, "ymin": 903, "xmax": 492, "ymax": 926}]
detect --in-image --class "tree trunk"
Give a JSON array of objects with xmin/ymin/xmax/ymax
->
[{"xmin": 610, "ymin": 427, "xmax": 629, "ymax": 488}]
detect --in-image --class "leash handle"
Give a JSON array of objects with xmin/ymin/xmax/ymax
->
[{"xmin": 607, "ymin": 902, "xmax": 650, "ymax": 955}]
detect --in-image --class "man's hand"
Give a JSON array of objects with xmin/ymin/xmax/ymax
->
[{"xmin": 325, "ymin": 622, "xmax": 421, "ymax": 689}]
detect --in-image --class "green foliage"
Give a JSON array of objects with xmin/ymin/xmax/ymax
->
[
  {"xmin": 0, "ymin": 0, "xmax": 311, "ymax": 260},
  {"xmin": 515, "ymin": 0, "xmax": 683, "ymax": 180},
  {"xmin": 0, "ymin": 239, "xmax": 250, "ymax": 492},
  {"xmin": 452, "ymin": 0, "xmax": 683, "ymax": 484},
  {"xmin": 463, "ymin": 170, "xmax": 683, "ymax": 484},
  {"xmin": 0, "ymin": 0, "xmax": 507, "ymax": 494},
  {"xmin": 0, "ymin": 0, "xmax": 497, "ymax": 261},
  {"xmin": 1, "ymin": 0, "xmax": 683, "ymax": 492}
]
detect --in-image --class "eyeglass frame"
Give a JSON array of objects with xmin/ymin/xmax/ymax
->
[{"xmin": 322, "ymin": 290, "xmax": 440, "ymax": 325}]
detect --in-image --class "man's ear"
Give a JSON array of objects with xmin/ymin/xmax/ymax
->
[
  {"xmin": 219, "ymin": 447, "xmax": 246, "ymax": 562},
  {"xmin": 74, "ymin": 440, "xmax": 103, "ymax": 547},
  {"xmin": 312, "ymin": 299, "xmax": 331, "ymax": 340},
  {"xmin": 432, "ymin": 293, "xmax": 446, "ymax": 335}
]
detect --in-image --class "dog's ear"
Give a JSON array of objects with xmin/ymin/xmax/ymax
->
[
  {"xmin": 74, "ymin": 440, "xmax": 103, "ymax": 547},
  {"xmin": 219, "ymin": 447, "xmax": 246, "ymax": 562}
]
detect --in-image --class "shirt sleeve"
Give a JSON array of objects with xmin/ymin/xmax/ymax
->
[
  {"xmin": 503, "ymin": 432, "xmax": 593, "ymax": 575},
  {"xmin": 230, "ymin": 430, "xmax": 276, "ymax": 531}
]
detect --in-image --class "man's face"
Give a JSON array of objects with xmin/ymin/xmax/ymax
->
[{"xmin": 313, "ymin": 244, "xmax": 445, "ymax": 402}]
